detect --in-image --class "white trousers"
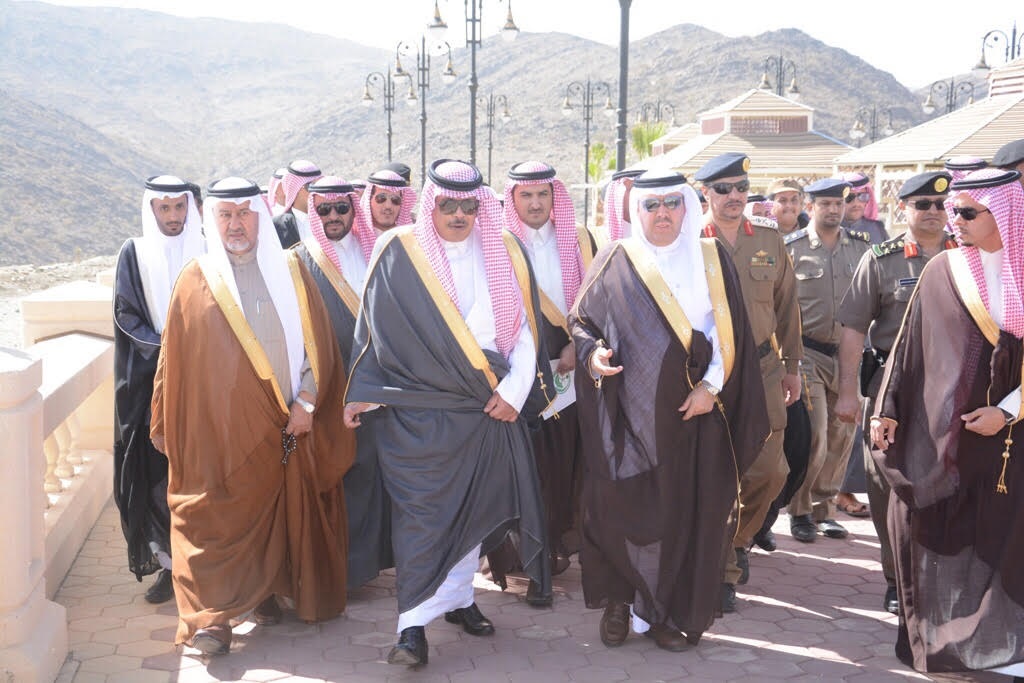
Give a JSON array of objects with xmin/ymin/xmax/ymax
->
[{"xmin": 396, "ymin": 544, "xmax": 480, "ymax": 633}]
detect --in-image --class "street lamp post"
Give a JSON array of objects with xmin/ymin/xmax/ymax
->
[
  {"xmin": 428, "ymin": 0, "xmax": 519, "ymax": 165},
  {"xmin": 361, "ymin": 71, "xmax": 396, "ymax": 162},
  {"xmin": 848, "ymin": 105, "xmax": 895, "ymax": 146},
  {"xmin": 394, "ymin": 36, "xmax": 457, "ymax": 188},
  {"xmin": 477, "ymin": 92, "xmax": 511, "ymax": 185},
  {"xmin": 615, "ymin": 0, "xmax": 632, "ymax": 172},
  {"xmin": 757, "ymin": 54, "xmax": 801, "ymax": 100},
  {"xmin": 974, "ymin": 22, "xmax": 1023, "ymax": 71},
  {"xmin": 561, "ymin": 79, "xmax": 615, "ymax": 228},
  {"xmin": 636, "ymin": 101, "xmax": 676, "ymax": 125},
  {"xmin": 921, "ymin": 77, "xmax": 975, "ymax": 116}
]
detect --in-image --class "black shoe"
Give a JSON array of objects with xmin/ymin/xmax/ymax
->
[
  {"xmin": 387, "ymin": 626, "xmax": 427, "ymax": 666},
  {"xmin": 735, "ymin": 547, "xmax": 750, "ymax": 585},
  {"xmin": 599, "ymin": 601, "xmax": 629, "ymax": 647},
  {"xmin": 720, "ymin": 583, "xmax": 736, "ymax": 614},
  {"xmin": 443, "ymin": 603, "xmax": 495, "ymax": 636},
  {"xmin": 790, "ymin": 514, "xmax": 817, "ymax": 543},
  {"xmin": 752, "ymin": 528, "xmax": 777, "ymax": 552},
  {"xmin": 525, "ymin": 579, "xmax": 552, "ymax": 608},
  {"xmin": 884, "ymin": 585, "xmax": 899, "ymax": 615},
  {"xmin": 816, "ymin": 519, "xmax": 849, "ymax": 539},
  {"xmin": 144, "ymin": 569, "xmax": 174, "ymax": 604}
]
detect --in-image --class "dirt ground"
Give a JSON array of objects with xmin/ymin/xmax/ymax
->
[{"xmin": 0, "ymin": 255, "xmax": 116, "ymax": 349}]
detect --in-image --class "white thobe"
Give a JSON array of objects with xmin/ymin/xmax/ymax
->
[
  {"xmin": 329, "ymin": 232, "xmax": 368, "ymax": 293},
  {"xmin": 522, "ymin": 220, "xmax": 567, "ymax": 315},
  {"xmin": 396, "ymin": 229, "xmax": 536, "ymax": 632},
  {"xmin": 293, "ymin": 208, "xmax": 312, "ymax": 243}
]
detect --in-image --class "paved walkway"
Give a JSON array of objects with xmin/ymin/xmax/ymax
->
[{"xmin": 55, "ymin": 502, "xmax": 1003, "ymax": 683}]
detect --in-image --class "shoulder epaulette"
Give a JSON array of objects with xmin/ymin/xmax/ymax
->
[
  {"xmin": 871, "ymin": 237, "xmax": 905, "ymax": 258},
  {"xmin": 845, "ymin": 228, "xmax": 872, "ymax": 243},
  {"xmin": 749, "ymin": 215, "xmax": 779, "ymax": 230},
  {"xmin": 783, "ymin": 227, "xmax": 809, "ymax": 245}
]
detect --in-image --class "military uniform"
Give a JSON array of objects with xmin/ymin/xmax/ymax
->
[
  {"xmin": 838, "ymin": 231, "xmax": 957, "ymax": 588},
  {"xmin": 785, "ymin": 224, "xmax": 871, "ymax": 522},
  {"xmin": 703, "ymin": 214, "xmax": 801, "ymax": 583}
]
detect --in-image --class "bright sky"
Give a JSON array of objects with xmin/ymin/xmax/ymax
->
[{"xmin": 36, "ymin": 0, "xmax": 1022, "ymax": 88}]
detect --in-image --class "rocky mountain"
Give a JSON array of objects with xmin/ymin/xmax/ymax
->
[{"xmin": 2, "ymin": 0, "xmax": 937, "ymax": 265}]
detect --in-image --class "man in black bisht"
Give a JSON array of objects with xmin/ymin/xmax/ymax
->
[
  {"xmin": 344, "ymin": 159, "xmax": 553, "ymax": 668},
  {"xmin": 293, "ymin": 176, "xmax": 393, "ymax": 590},
  {"xmin": 570, "ymin": 170, "xmax": 768, "ymax": 652},
  {"xmin": 113, "ymin": 175, "xmax": 205, "ymax": 603}
]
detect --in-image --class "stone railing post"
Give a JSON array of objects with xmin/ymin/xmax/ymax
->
[{"xmin": 0, "ymin": 348, "xmax": 68, "ymax": 682}]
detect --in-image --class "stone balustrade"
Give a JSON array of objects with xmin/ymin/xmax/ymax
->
[{"xmin": 1, "ymin": 275, "xmax": 116, "ymax": 682}]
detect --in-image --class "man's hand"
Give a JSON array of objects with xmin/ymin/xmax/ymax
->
[
  {"xmin": 285, "ymin": 402, "xmax": 313, "ymax": 437},
  {"xmin": 151, "ymin": 434, "xmax": 166, "ymax": 454},
  {"xmin": 343, "ymin": 402, "xmax": 374, "ymax": 429},
  {"xmin": 590, "ymin": 347, "xmax": 624, "ymax": 377},
  {"xmin": 679, "ymin": 383, "xmax": 715, "ymax": 421},
  {"xmin": 870, "ymin": 417, "xmax": 897, "ymax": 450},
  {"xmin": 556, "ymin": 341, "xmax": 576, "ymax": 375},
  {"xmin": 484, "ymin": 391, "xmax": 519, "ymax": 422},
  {"xmin": 835, "ymin": 388, "xmax": 861, "ymax": 424},
  {"xmin": 781, "ymin": 373, "xmax": 802, "ymax": 406},
  {"xmin": 962, "ymin": 407, "xmax": 1008, "ymax": 436}
]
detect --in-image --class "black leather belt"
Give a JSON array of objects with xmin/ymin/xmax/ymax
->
[
  {"xmin": 756, "ymin": 339, "xmax": 774, "ymax": 359},
  {"xmin": 802, "ymin": 335, "xmax": 838, "ymax": 357}
]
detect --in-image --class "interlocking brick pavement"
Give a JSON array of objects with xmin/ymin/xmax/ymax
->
[{"xmin": 54, "ymin": 502, "xmax": 1006, "ymax": 682}]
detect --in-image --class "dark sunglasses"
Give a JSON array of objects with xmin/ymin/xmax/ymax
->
[
  {"xmin": 374, "ymin": 193, "xmax": 403, "ymax": 206},
  {"xmin": 951, "ymin": 206, "xmax": 991, "ymax": 221},
  {"xmin": 908, "ymin": 199, "xmax": 945, "ymax": 211},
  {"xmin": 708, "ymin": 180, "xmax": 750, "ymax": 195},
  {"xmin": 641, "ymin": 194, "xmax": 685, "ymax": 212},
  {"xmin": 437, "ymin": 197, "xmax": 480, "ymax": 215},
  {"xmin": 315, "ymin": 202, "xmax": 351, "ymax": 217},
  {"xmin": 845, "ymin": 192, "xmax": 871, "ymax": 203}
]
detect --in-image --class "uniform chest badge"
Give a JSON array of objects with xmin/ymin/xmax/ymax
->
[{"xmin": 751, "ymin": 250, "xmax": 776, "ymax": 267}]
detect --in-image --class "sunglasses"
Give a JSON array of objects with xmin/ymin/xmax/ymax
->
[
  {"xmin": 908, "ymin": 199, "xmax": 945, "ymax": 211},
  {"xmin": 641, "ymin": 194, "xmax": 685, "ymax": 212},
  {"xmin": 374, "ymin": 193, "xmax": 403, "ymax": 206},
  {"xmin": 315, "ymin": 202, "xmax": 351, "ymax": 217},
  {"xmin": 845, "ymin": 192, "xmax": 871, "ymax": 203},
  {"xmin": 951, "ymin": 206, "xmax": 991, "ymax": 221},
  {"xmin": 437, "ymin": 197, "xmax": 480, "ymax": 215},
  {"xmin": 708, "ymin": 180, "xmax": 750, "ymax": 195}
]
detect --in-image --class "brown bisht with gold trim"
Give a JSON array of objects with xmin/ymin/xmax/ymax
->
[
  {"xmin": 569, "ymin": 238, "xmax": 768, "ymax": 640},
  {"xmin": 151, "ymin": 251, "xmax": 354, "ymax": 645},
  {"xmin": 345, "ymin": 226, "xmax": 554, "ymax": 614},
  {"xmin": 873, "ymin": 249, "xmax": 1024, "ymax": 673}
]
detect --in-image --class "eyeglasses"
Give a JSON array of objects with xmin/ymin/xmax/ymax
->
[
  {"xmin": 908, "ymin": 199, "xmax": 945, "ymax": 211},
  {"xmin": 374, "ymin": 193, "xmax": 403, "ymax": 206},
  {"xmin": 951, "ymin": 206, "xmax": 991, "ymax": 221},
  {"xmin": 845, "ymin": 192, "xmax": 871, "ymax": 203},
  {"xmin": 640, "ymin": 194, "xmax": 685, "ymax": 212},
  {"xmin": 708, "ymin": 180, "xmax": 750, "ymax": 195},
  {"xmin": 315, "ymin": 202, "xmax": 351, "ymax": 217},
  {"xmin": 437, "ymin": 197, "xmax": 480, "ymax": 215}
]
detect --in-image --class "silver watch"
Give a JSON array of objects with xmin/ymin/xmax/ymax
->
[
  {"xmin": 294, "ymin": 395, "xmax": 315, "ymax": 414},
  {"xmin": 700, "ymin": 380, "xmax": 720, "ymax": 397}
]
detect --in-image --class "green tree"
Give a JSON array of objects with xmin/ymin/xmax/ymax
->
[
  {"xmin": 631, "ymin": 121, "xmax": 667, "ymax": 160},
  {"xmin": 588, "ymin": 141, "xmax": 616, "ymax": 184}
]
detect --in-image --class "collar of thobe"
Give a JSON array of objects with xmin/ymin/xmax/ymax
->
[
  {"xmin": 637, "ymin": 228, "xmax": 684, "ymax": 256},
  {"xmin": 525, "ymin": 220, "xmax": 555, "ymax": 246},
  {"xmin": 227, "ymin": 248, "xmax": 259, "ymax": 266},
  {"xmin": 332, "ymin": 231, "xmax": 360, "ymax": 255},
  {"xmin": 980, "ymin": 246, "xmax": 1004, "ymax": 271},
  {"xmin": 293, "ymin": 208, "xmax": 308, "ymax": 219},
  {"xmin": 440, "ymin": 232, "xmax": 475, "ymax": 257}
]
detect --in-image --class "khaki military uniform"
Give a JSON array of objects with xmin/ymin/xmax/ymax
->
[
  {"xmin": 705, "ymin": 215, "xmax": 802, "ymax": 584},
  {"xmin": 837, "ymin": 232, "xmax": 957, "ymax": 585},
  {"xmin": 785, "ymin": 225, "xmax": 871, "ymax": 521}
]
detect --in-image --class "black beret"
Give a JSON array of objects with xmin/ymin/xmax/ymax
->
[
  {"xmin": 992, "ymin": 139, "xmax": 1024, "ymax": 169},
  {"xmin": 694, "ymin": 153, "xmax": 750, "ymax": 182},
  {"xmin": 898, "ymin": 172, "xmax": 952, "ymax": 199},
  {"xmin": 804, "ymin": 178, "xmax": 851, "ymax": 199},
  {"xmin": 383, "ymin": 162, "xmax": 413, "ymax": 182}
]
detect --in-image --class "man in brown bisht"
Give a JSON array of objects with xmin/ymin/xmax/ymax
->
[
  {"xmin": 695, "ymin": 153, "xmax": 802, "ymax": 612},
  {"xmin": 870, "ymin": 168, "xmax": 1024, "ymax": 679},
  {"xmin": 570, "ymin": 169, "xmax": 768, "ymax": 652},
  {"xmin": 151, "ymin": 177, "xmax": 354, "ymax": 655},
  {"xmin": 343, "ymin": 159, "xmax": 553, "ymax": 668},
  {"xmin": 293, "ymin": 176, "xmax": 393, "ymax": 590},
  {"xmin": 486, "ymin": 160, "xmax": 595, "ymax": 606}
]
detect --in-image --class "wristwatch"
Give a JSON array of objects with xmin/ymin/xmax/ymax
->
[
  {"xmin": 1000, "ymin": 408, "xmax": 1014, "ymax": 426},
  {"xmin": 294, "ymin": 395, "xmax": 315, "ymax": 414},
  {"xmin": 700, "ymin": 379, "xmax": 720, "ymax": 397}
]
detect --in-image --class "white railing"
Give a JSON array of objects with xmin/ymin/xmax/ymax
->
[{"xmin": 0, "ymin": 273, "xmax": 115, "ymax": 682}]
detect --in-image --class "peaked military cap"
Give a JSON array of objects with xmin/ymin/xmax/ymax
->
[
  {"xmin": 898, "ymin": 171, "xmax": 952, "ymax": 199},
  {"xmin": 767, "ymin": 178, "xmax": 802, "ymax": 197},
  {"xmin": 694, "ymin": 153, "xmax": 750, "ymax": 182}
]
